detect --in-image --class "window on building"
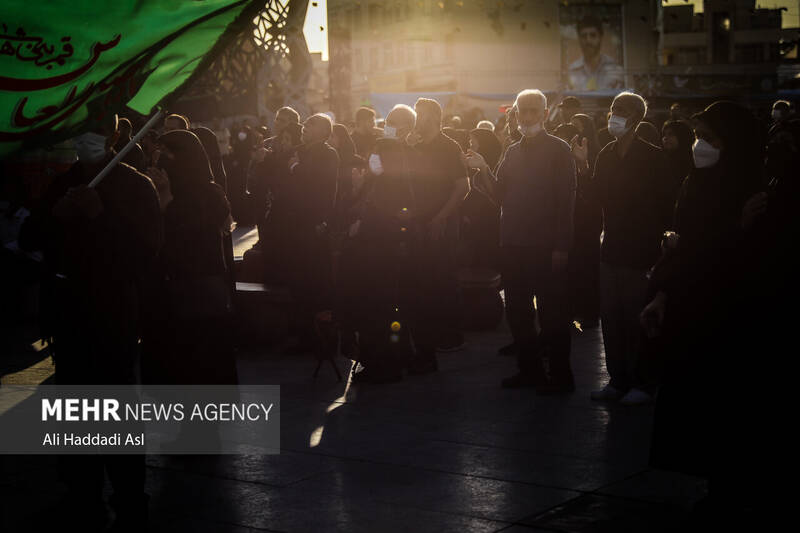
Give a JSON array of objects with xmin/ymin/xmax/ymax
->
[
  {"xmin": 368, "ymin": 4, "xmax": 378, "ymax": 29},
  {"xmin": 445, "ymin": 34, "xmax": 454, "ymax": 61},
  {"xmin": 370, "ymin": 47, "xmax": 379, "ymax": 70},
  {"xmin": 355, "ymin": 48, "xmax": 363, "ymax": 72},
  {"xmin": 384, "ymin": 42, "xmax": 393, "ymax": 66}
]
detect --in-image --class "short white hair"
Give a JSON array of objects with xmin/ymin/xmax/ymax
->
[
  {"xmin": 514, "ymin": 89, "xmax": 547, "ymax": 110},
  {"xmin": 476, "ymin": 120, "xmax": 494, "ymax": 131},
  {"xmin": 612, "ymin": 92, "xmax": 647, "ymax": 123},
  {"xmin": 390, "ymin": 104, "xmax": 416, "ymax": 120}
]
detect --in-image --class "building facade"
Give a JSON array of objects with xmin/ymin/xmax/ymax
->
[{"xmin": 328, "ymin": 0, "xmax": 799, "ymax": 122}]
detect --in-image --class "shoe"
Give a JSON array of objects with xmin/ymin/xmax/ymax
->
[
  {"xmin": 619, "ymin": 388, "xmax": 653, "ymax": 406},
  {"xmin": 497, "ymin": 342, "xmax": 518, "ymax": 357},
  {"xmin": 590, "ymin": 384, "xmax": 624, "ymax": 401},
  {"xmin": 501, "ymin": 373, "xmax": 539, "ymax": 389},
  {"xmin": 408, "ymin": 356, "xmax": 438, "ymax": 375}
]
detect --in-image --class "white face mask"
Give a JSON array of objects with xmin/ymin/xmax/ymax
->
[
  {"xmin": 771, "ymin": 109, "xmax": 783, "ymax": 121},
  {"xmin": 368, "ymin": 153, "xmax": 384, "ymax": 176},
  {"xmin": 607, "ymin": 115, "xmax": 629, "ymax": 139},
  {"xmin": 692, "ymin": 138, "xmax": 720, "ymax": 168},
  {"xmin": 517, "ymin": 123, "xmax": 542, "ymax": 138},
  {"xmin": 383, "ymin": 125, "xmax": 397, "ymax": 139},
  {"xmin": 238, "ymin": 131, "xmax": 247, "ymax": 141},
  {"xmin": 73, "ymin": 132, "xmax": 107, "ymax": 163}
]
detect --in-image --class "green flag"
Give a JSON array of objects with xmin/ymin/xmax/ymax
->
[{"xmin": 0, "ymin": 0, "xmax": 264, "ymax": 156}]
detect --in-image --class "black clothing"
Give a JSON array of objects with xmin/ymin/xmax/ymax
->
[
  {"xmin": 412, "ymin": 132, "xmax": 468, "ymax": 222},
  {"xmin": 590, "ymin": 136, "xmax": 674, "ymax": 270},
  {"xmin": 496, "ymin": 132, "xmax": 576, "ymax": 251},
  {"xmin": 19, "ymin": 159, "xmax": 162, "ymax": 379},
  {"xmin": 502, "ymin": 246, "xmax": 573, "ymax": 387},
  {"xmin": 19, "ymin": 157, "xmax": 161, "ymax": 518},
  {"xmin": 114, "ymin": 141, "xmax": 146, "ymax": 172},
  {"xmin": 286, "ymin": 141, "xmax": 339, "ymax": 345},
  {"xmin": 351, "ymin": 128, "xmax": 379, "ymax": 158},
  {"xmin": 142, "ymin": 130, "xmax": 237, "ymax": 385},
  {"xmin": 648, "ymin": 160, "xmax": 757, "ymax": 477}
]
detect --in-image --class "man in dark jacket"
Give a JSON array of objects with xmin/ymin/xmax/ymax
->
[
  {"xmin": 405, "ymin": 97, "xmax": 470, "ymax": 373},
  {"xmin": 573, "ymin": 91, "xmax": 674, "ymax": 405},
  {"xmin": 469, "ymin": 89, "xmax": 577, "ymax": 393},
  {"xmin": 19, "ymin": 114, "xmax": 162, "ymax": 530},
  {"xmin": 284, "ymin": 113, "xmax": 339, "ymax": 353}
]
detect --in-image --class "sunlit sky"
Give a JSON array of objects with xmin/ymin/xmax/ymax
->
[
  {"xmin": 662, "ymin": 0, "xmax": 799, "ymax": 28},
  {"xmin": 303, "ymin": 0, "xmax": 329, "ymax": 61}
]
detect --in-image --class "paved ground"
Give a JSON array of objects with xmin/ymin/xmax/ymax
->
[
  {"xmin": 1, "ymin": 321, "xmax": 707, "ymax": 532},
  {"xmin": 0, "ymin": 226, "xmax": 707, "ymax": 531}
]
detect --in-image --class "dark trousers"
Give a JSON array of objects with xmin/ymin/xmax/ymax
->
[
  {"xmin": 287, "ymin": 231, "xmax": 332, "ymax": 346},
  {"xmin": 502, "ymin": 246, "xmax": 573, "ymax": 385},
  {"xmin": 48, "ymin": 279, "xmax": 146, "ymax": 511},
  {"xmin": 599, "ymin": 262, "xmax": 649, "ymax": 391}
]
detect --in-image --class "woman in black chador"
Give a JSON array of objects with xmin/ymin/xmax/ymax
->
[
  {"xmin": 641, "ymin": 101, "xmax": 765, "ymax": 524},
  {"xmin": 142, "ymin": 129, "xmax": 237, "ymax": 385}
]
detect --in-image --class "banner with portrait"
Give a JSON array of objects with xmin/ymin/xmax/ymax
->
[{"xmin": 560, "ymin": 4, "xmax": 625, "ymax": 93}]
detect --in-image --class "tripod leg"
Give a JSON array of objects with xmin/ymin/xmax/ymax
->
[{"xmin": 313, "ymin": 359, "xmax": 323, "ymax": 379}]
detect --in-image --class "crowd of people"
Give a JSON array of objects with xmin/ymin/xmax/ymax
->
[{"xmin": 2, "ymin": 88, "xmax": 798, "ymax": 528}]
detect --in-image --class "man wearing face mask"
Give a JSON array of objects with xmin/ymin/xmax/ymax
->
[
  {"xmin": 384, "ymin": 104, "xmax": 416, "ymax": 143},
  {"xmin": 18, "ymin": 114, "xmax": 162, "ymax": 529},
  {"xmin": 572, "ymin": 91, "xmax": 673, "ymax": 405},
  {"xmin": 467, "ymin": 89, "xmax": 576, "ymax": 392}
]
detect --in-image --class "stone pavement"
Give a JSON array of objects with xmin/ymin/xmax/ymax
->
[{"xmin": 1, "ymin": 319, "xmax": 707, "ymax": 532}]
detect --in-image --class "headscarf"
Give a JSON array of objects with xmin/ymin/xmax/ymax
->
[{"xmin": 157, "ymin": 130, "xmax": 214, "ymax": 198}]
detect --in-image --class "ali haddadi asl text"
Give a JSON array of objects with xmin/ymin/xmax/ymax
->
[{"xmin": 42, "ymin": 432, "xmax": 144, "ymax": 447}]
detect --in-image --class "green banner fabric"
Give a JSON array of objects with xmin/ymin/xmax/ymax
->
[{"xmin": 0, "ymin": 0, "xmax": 264, "ymax": 156}]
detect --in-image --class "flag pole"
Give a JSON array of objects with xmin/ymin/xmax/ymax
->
[{"xmin": 88, "ymin": 109, "xmax": 164, "ymax": 188}]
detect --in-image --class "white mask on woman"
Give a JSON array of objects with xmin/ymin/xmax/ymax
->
[
  {"xmin": 692, "ymin": 138, "xmax": 721, "ymax": 168},
  {"xmin": 607, "ymin": 115, "xmax": 629, "ymax": 139},
  {"xmin": 238, "ymin": 131, "xmax": 247, "ymax": 141},
  {"xmin": 368, "ymin": 153, "xmax": 384, "ymax": 175},
  {"xmin": 383, "ymin": 125, "xmax": 397, "ymax": 139}
]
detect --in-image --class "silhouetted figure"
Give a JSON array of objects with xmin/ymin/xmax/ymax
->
[
  {"xmin": 568, "ymin": 113, "xmax": 603, "ymax": 327},
  {"xmin": 349, "ymin": 137, "xmax": 419, "ymax": 383},
  {"xmin": 19, "ymin": 114, "xmax": 161, "ymax": 530},
  {"xmin": 661, "ymin": 120, "xmax": 694, "ymax": 193},
  {"xmin": 577, "ymin": 92, "xmax": 673, "ymax": 406},
  {"xmin": 351, "ymin": 107, "xmax": 380, "ymax": 157},
  {"xmin": 141, "ymin": 129, "xmax": 236, "ymax": 386},
  {"xmin": 113, "ymin": 117, "xmax": 146, "ymax": 171},
  {"xmin": 469, "ymin": 90, "xmax": 576, "ymax": 393},
  {"xmin": 641, "ymin": 101, "xmax": 766, "ymax": 526},
  {"xmin": 407, "ymin": 97, "xmax": 470, "ymax": 364},
  {"xmin": 192, "ymin": 126, "xmax": 228, "ymax": 193},
  {"xmin": 462, "ymin": 128, "xmax": 502, "ymax": 271},
  {"xmin": 283, "ymin": 114, "xmax": 339, "ymax": 354}
]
